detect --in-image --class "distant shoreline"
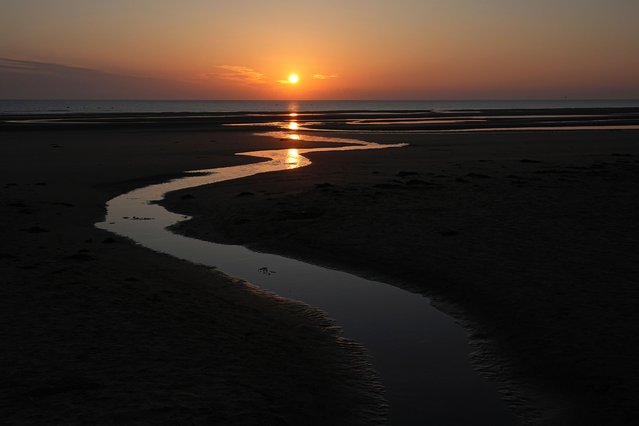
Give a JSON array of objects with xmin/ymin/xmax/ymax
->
[
  {"xmin": 2, "ymin": 106, "xmax": 639, "ymax": 133},
  {"xmin": 2, "ymin": 98, "xmax": 639, "ymax": 116}
]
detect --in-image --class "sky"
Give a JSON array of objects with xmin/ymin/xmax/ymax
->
[{"xmin": 1, "ymin": 0, "xmax": 639, "ymax": 99}]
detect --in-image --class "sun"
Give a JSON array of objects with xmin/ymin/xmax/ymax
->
[{"xmin": 288, "ymin": 73, "xmax": 299, "ymax": 84}]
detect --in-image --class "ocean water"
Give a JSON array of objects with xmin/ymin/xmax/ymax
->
[{"xmin": 2, "ymin": 99, "xmax": 639, "ymax": 115}]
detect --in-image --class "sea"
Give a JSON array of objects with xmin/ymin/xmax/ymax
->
[{"xmin": 2, "ymin": 99, "xmax": 639, "ymax": 115}]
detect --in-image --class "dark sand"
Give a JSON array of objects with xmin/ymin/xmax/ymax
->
[
  {"xmin": 161, "ymin": 129, "xmax": 639, "ymax": 424},
  {"xmin": 0, "ymin": 129, "xmax": 385, "ymax": 425},
  {"xmin": 3, "ymin": 111, "xmax": 639, "ymax": 425}
]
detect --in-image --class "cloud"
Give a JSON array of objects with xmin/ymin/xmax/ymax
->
[
  {"xmin": 313, "ymin": 73, "xmax": 338, "ymax": 80},
  {"xmin": 277, "ymin": 73, "xmax": 338, "ymax": 84},
  {"xmin": 214, "ymin": 65, "xmax": 266, "ymax": 85},
  {"xmin": 0, "ymin": 57, "xmax": 84, "ymax": 76},
  {"xmin": 0, "ymin": 58, "xmax": 38, "ymax": 72},
  {"xmin": 0, "ymin": 57, "xmax": 204, "ymax": 99}
]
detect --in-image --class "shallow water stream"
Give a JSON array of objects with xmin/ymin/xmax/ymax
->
[{"xmin": 96, "ymin": 131, "xmax": 514, "ymax": 425}]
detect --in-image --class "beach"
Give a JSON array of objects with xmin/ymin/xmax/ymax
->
[
  {"xmin": 0, "ymin": 128, "xmax": 386, "ymax": 424},
  {"xmin": 2, "ymin": 111, "xmax": 639, "ymax": 424},
  {"xmin": 160, "ymin": 127, "xmax": 639, "ymax": 423}
]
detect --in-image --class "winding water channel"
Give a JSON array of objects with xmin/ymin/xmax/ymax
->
[{"xmin": 96, "ymin": 131, "xmax": 514, "ymax": 425}]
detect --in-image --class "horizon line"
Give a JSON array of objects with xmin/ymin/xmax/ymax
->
[{"xmin": 3, "ymin": 98, "xmax": 639, "ymax": 102}]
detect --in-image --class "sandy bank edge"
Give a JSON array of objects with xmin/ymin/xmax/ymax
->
[
  {"xmin": 158, "ymin": 129, "xmax": 639, "ymax": 424},
  {"xmin": 0, "ymin": 129, "xmax": 389, "ymax": 424}
]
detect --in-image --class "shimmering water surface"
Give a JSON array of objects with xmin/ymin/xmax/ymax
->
[
  {"xmin": 4, "ymin": 98, "xmax": 639, "ymax": 114},
  {"xmin": 96, "ymin": 130, "xmax": 515, "ymax": 425}
]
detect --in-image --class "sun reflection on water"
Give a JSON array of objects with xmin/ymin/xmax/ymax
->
[
  {"xmin": 288, "ymin": 133, "xmax": 301, "ymax": 140},
  {"xmin": 285, "ymin": 148, "xmax": 300, "ymax": 168},
  {"xmin": 288, "ymin": 121, "xmax": 299, "ymax": 130}
]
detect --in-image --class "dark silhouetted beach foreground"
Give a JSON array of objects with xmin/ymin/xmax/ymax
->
[
  {"xmin": 0, "ymin": 128, "xmax": 386, "ymax": 425},
  {"xmin": 2, "ymin": 109, "xmax": 639, "ymax": 424}
]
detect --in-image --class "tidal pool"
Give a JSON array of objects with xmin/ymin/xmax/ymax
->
[{"xmin": 96, "ymin": 131, "xmax": 513, "ymax": 425}]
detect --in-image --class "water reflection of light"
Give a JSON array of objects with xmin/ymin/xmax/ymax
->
[
  {"xmin": 289, "ymin": 112, "xmax": 298, "ymax": 117},
  {"xmin": 285, "ymin": 148, "xmax": 300, "ymax": 168},
  {"xmin": 287, "ymin": 101, "xmax": 298, "ymax": 116},
  {"xmin": 288, "ymin": 121, "xmax": 299, "ymax": 130},
  {"xmin": 289, "ymin": 134, "xmax": 301, "ymax": 140}
]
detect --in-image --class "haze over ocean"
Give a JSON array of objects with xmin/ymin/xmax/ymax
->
[{"xmin": 3, "ymin": 99, "xmax": 639, "ymax": 115}]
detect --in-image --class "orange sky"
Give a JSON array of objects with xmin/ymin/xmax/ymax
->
[{"xmin": 1, "ymin": 0, "xmax": 639, "ymax": 99}]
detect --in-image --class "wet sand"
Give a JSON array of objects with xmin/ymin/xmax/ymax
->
[
  {"xmin": 3, "ymin": 110, "xmax": 639, "ymax": 424},
  {"xmin": 161, "ymin": 129, "xmax": 639, "ymax": 424},
  {"xmin": 0, "ymin": 129, "xmax": 385, "ymax": 425}
]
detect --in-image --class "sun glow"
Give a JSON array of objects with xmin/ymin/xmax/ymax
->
[
  {"xmin": 288, "ymin": 73, "xmax": 299, "ymax": 84},
  {"xmin": 288, "ymin": 121, "xmax": 299, "ymax": 130}
]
